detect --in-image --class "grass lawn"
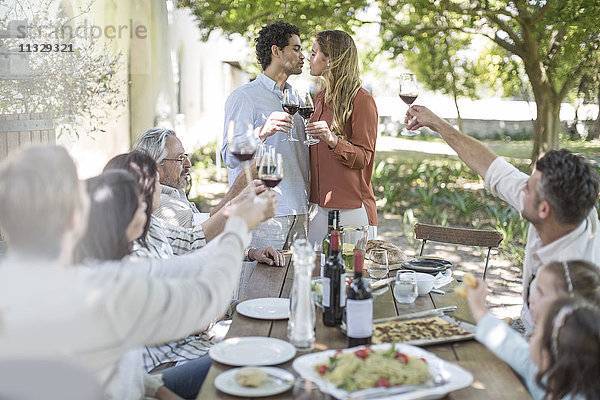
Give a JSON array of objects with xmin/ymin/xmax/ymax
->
[{"xmin": 375, "ymin": 135, "xmax": 600, "ymax": 166}]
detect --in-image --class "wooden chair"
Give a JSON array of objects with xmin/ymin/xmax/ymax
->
[{"xmin": 413, "ymin": 223, "xmax": 504, "ymax": 280}]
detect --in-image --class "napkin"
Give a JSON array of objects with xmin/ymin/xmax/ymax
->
[{"xmin": 433, "ymin": 269, "xmax": 453, "ymax": 289}]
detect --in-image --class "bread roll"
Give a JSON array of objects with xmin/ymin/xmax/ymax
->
[
  {"xmin": 464, "ymin": 273, "xmax": 477, "ymax": 288},
  {"xmin": 235, "ymin": 367, "xmax": 267, "ymax": 387}
]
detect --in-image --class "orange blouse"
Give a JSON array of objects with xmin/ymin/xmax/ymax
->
[{"xmin": 308, "ymin": 88, "xmax": 378, "ymax": 226}]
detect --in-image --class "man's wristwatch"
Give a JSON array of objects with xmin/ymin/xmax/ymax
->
[{"xmin": 244, "ymin": 247, "xmax": 255, "ymax": 261}]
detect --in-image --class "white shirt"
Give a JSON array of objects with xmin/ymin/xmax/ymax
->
[
  {"xmin": 484, "ymin": 157, "xmax": 600, "ymax": 332},
  {"xmin": 0, "ymin": 217, "xmax": 250, "ymax": 399},
  {"xmin": 476, "ymin": 313, "xmax": 545, "ymax": 400},
  {"xmin": 221, "ymin": 73, "xmax": 310, "ymax": 217}
]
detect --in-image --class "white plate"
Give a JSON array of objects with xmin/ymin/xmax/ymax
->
[
  {"xmin": 214, "ymin": 367, "xmax": 294, "ymax": 397},
  {"xmin": 292, "ymin": 343, "xmax": 473, "ymax": 400},
  {"xmin": 209, "ymin": 337, "xmax": 296, "ymax": 366},
  {"xmin": 237, "ymin": 298, "xmax": 290, "ymax": 320}
]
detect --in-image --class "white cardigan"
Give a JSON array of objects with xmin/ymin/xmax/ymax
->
[{"xmin": 0, "ymin": 216, "xmax": 249, "ymax": 399}]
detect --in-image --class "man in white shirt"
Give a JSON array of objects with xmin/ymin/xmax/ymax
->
[
  {"xmin": 221, "ymin": 21, "xmax": 310, "ymax": 251},
  {"xmin": 134, "ymin": 128, "xmax": 284, "ymax": 266},
  {"xmin": 406, "ymin": 106, "xmax": 600, "ymax": 333},
  {"xmin": 0, "ymin": 145, "xmax": 277, "ymax": 399}
]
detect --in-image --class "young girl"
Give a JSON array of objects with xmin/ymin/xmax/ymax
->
[
  {"xmin": 466, "ymin": 260, "xmax": 600, "ymax": 400},
  {"xmin": 530, "ymin": 297, "xmax": 600, "ymax": 399},
  {"xmin": 529, "ymin": 260, "xmax": 600, "ymax": 324}
]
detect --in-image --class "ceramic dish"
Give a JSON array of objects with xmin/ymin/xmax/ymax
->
[
  {"xmin": 209, "ymin": 337, "xmax": 296, "ymax": 366},
  {"xmin": 214, "ymin": 367, "xmax": 294, "ymax": 397},
  {"xmin": 292, "ymin": 343, "xmax": 472, "ymax": 400},
  {"xmin": 236, "ymin": 298, "xmax": 290, "ymax": 320}
]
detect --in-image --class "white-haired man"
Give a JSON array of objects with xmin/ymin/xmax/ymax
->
[{"xmin": 134, "ymin": 128, "xmax": 284, "ymax": 266}]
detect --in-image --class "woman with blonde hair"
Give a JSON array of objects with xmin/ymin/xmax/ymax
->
[{"xmin": 306, "ymin": 30, "xmax": 378, "ymax": 246}]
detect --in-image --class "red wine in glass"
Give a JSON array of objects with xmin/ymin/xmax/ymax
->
[
  {"xmin": 283, "ymin": 104, "xmax": 299, "ymax": 115},
  {"xmin": 282, "ymin": 89, "xmax": 300, "ymax": 142},
  {"xmin": 261, "ymin": 176, "xmax": 282, "ymax": 188},
  {"xmin": 259, "ymin": 152, "xmax": 283, "ymax": 189},
  {"xmin": 399, "ymin": 73, "xmax": 420, "ymax": 136},
  {"xmin": 399, "ymin": 94, "xmax": 418, "ymax": 105},
  {"xmin": 231, "ymin": 150, "xmax": 255, "ymax": 162},
  {"xmin": 298, "ymin": 107, "xmax": 314, "ymax": 120}
]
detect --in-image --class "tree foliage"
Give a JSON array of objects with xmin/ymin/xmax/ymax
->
[
  {"xmin": 378, "ymin": 0, "xmax": 600, "ymax": 160},
  {"xmin": 177, "ymin": 0, "xmax": 371, "ymax": 43},
  {"xmin": 0, "ymin": 1, "xmax": 126, "ymax": 138},
  {"xmin": 402, "ymin": 29, "xmax": 480, "ymax": 131}
]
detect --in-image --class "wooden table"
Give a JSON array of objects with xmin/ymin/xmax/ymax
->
[{"xmin": 197, "ymin": 255, "xmax": 531, "ymax": 399}]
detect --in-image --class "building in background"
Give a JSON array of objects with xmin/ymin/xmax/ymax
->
[{"xmin": 1, "ymin": 0, "xmax": 250, "ymax": 177}]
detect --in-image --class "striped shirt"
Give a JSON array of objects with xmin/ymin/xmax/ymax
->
[
  {"xmin": 130, "ymin": 215, "xmax": 211, "ymax": 371},
  {"xmin": 154, "ymin": 185, "xmax": 209, "ymax": 228},
  {"xmin": 131, "ymin": 216, "xmax": 206, "ymax": 259}
]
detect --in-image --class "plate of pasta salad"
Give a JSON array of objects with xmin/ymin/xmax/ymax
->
[{"xmin": 292, "ymin": 343, "xmax": 472, "ymax": 399}]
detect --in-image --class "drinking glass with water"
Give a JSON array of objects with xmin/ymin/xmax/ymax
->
[
  {"xmin": 366, "ymin": 249, "xmax": 389, "ymax": 280},
  {"xmin": 393, "ymin": 270, "xmax": 418, "ymax": 303}
]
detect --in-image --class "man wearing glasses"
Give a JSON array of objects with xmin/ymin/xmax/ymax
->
[
  {"xmin": 135, "ymin": 128, "xmax": 244, "ymax": 230},
  {"xmin": 134, "ymin": 128, "xmax": 284, "ymax": 266}
]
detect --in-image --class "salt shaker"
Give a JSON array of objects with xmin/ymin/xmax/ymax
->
[{"xmin": 288, "ymin": 239, "xmax": 316, "ymax": 350}]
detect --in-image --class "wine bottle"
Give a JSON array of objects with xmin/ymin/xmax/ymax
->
[
  {"xmin": 322, "ymin": 230, "xmax": 346, "ymax": 327},
  {"xmin": 346, "ymin": 251, "xmax": 372, "ymax": 347},
  {"xmin": 321, "ymin": 210, "xmax": 341, "ymax": 274}
]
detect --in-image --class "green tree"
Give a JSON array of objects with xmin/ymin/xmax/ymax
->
[
  {"xmin": 177, "ymin": 0, "xmax": 371, "ymax": 42},
  {"xmin": 402, "ymin": 30, "xmax": 479, "ymax": 131},
  {"xmin": 379, "ymin": 0, "xmax": 600, "ymax": 160},
  {"xmin": 0, "ymin": 0, "xmax": 125, "ymax": 138}
]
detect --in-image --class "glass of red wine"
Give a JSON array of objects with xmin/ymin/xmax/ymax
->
[
  {"xmin": 299, "ymin": 92, "xmax": 318, "ymax": 146},
  {"xmin": 282, "ymin": 88, "xmax": 299, "ymax": 142},
  {"xmin": 227, "ymin": 120, "xmax": 258, "ymax": 197},
  {"xmin": 259, "ymin": 150, "xmax": 283, "ymax": 189},
  {"xmin": 399, "ymin": 73, "xmax": 420, "ymax": 136}
]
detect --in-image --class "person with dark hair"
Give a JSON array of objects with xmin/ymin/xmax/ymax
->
[
  {"xmin": 74, "ymin": 170, "xmax": 146, "ymax": 263},
  {"xmin": 0, "ymin": 145, "xmax": 278, "ymax": 400},
  {"xmin": 406, "ymin": 106, "xmax": 600, "ymax": 334},
  {"xmin": 465, "ymin": 276, "xmax": 600, "ymax": 400},
  {"xmin": 529, "ymin": 260, "xmax": 600, "ymax": 324},
  {"xmin": 75, "ymin": 167, "xmax": 263, "ymax": 399},
  {"xmin": 103, "ymin": 151, "xmax": 206, "ymax": 258},
  {"xmin": 221, "ymin": 21, "xmax": 310, "ymax": 251},
  {"xmin": 532, "ymin": 297, "xmax": 600, "ymax": 399}
]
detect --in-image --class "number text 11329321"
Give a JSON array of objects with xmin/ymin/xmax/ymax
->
[{"xmin": 19, "ymin": 44, "xmax": 73, "ymax": 52}]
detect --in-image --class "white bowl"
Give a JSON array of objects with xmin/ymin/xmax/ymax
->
[{"xmin": 415, "ymin": 272, "xmax": 435, "ymax": 296}]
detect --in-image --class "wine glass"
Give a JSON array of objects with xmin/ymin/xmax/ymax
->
[
  {"xmin": 227, "ymin": 120, "xmax": 258, "ymax": 196},
  {"xmin": 393, "ymin": 270, "xmax": 418, "ymax": 304},
  {"xmin": 398, "ymin": 73, "xmax": 420, "ymax": 136},
  {"xmin": 254, "ymin": 143, "xmax": 273, "ymax": 174},
  {"xmin": 258, "ymin": 150, "xmax": 283, "ymax": 189},
  {"xmin": 282, "ymin": 88, "xmax": 299, "ymax": 142},
  {"xmin": 299, "ymin": 92, "xmax": 318, "ymax": 146},
  {"xmin": 366, "ymin": 249, "xmax": 389, "ymax": 280}
]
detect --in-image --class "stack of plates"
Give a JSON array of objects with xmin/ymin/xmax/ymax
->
[{"xmin": 402, "ymin": 257, "xmax": 452, "ymax": 275}]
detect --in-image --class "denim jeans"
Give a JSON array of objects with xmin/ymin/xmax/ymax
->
[{"xmin": 160, "ymin": 355, "xmax": 213, "ymax": 399}]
